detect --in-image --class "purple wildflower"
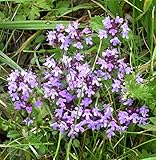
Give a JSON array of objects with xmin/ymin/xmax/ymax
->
[
  {"xmin": 81, "ymin": 98, "xmax": 92, "ymax": 107},
  {"xmin": 110, "ymin": 37, "xmax": 120, "ymax": 46},
  {"xmin": 98, "ymin": 29, "xmax": 108, "ymax": 39},
  {"xmin": 23, "ymin": 117, "xmax": 33, "ymax": 126},
  {"xmin": 34, "ymin": 100, "xmax": 42, "ymax": 107}
]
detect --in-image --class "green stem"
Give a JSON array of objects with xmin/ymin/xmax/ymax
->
[
  {"xmin": 92, "ymin": 39, "xmax": 102, "ymax": 72},
  {"xmin": 66, "ymin": 139, "xmax": 72, "ymax": 160},
  {"xmin": 53, "ymin": 132, "xmax": 62, "ymax": 160}
]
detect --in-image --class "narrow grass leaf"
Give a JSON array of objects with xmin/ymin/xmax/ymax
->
[
  {"xmin": 0, "ymin": 21, "xmax": 70, "ymax": 30},
  {"xmin": 0, "ymin": 51, "xmax": 22, "ymax": 71}
]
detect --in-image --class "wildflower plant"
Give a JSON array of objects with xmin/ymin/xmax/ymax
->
[
  {"xmin": 7, "ymin": 16, "xmax": 150, "ymax": 139},
  {"xmin": 6, "ymin": 16, "xmax": 152, "ymax": 159}
]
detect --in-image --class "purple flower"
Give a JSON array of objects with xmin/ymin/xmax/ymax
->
[
  {"xmin": 10, "ymin": 92, "xmax": 19, "ymax": 101},
  {"xmin": 103, "ymin": 72, "xmax": 111, "ymax": 80},
  {"xmin": 75, "ymin": 123, "xmax": 85, "ymax": 133},
  {"xmin": 98, "ymin": 29, "xmax": 108, "ymax": 39},
  {"xmin": 109, "ymin": 29, "xmax": 117, "ymax": 36},
  {"xmin": 112, "ymin": 79, "xmax": 121, "ymax": 92},
  {"xmin": 26, "ymin": 105, "xmax": 32, "ymax": 113},
  {"xmin": 82, "ymin": 27, "xmax": 91, "ymax": 34},
  {"xmin": 58, "ymin": 33, "xmax": 65, "ymax": 43},
  {"xmin": 56, "ymin": 98, "xmax": 66, "ymax": 108},
  {"xmin": 47, "ymin": 31, "xmax": 56, "ymax": 45},
  {"xmin": 92, "ymin": 107, "xmax": 101, "ymax": 117},
  {"xmin": 65, "ymin": 23, "xmax": 78, "ymax": 39},
  {"xmin": 136, "ymin": 74, "xmax": 144, "ymax": 84},
  {"xmin": 74, "ymin": 42, "xmax": 83, "ymax": 49},
  {"xmin": 34, "ymin": 100, "xmax": 42, "ymax": 107},
  {"xmin": 61, "ymin": 55, "xmax": 72, "ymax": 66},
  {"xmin": 87, "ymin": 120, "xmax": 99, "ymax": 130},
  {"xmin": 8, "ymin": 70, "xmax": 38, "ymax": 113},
  {"xmin": 59, "ymin": 121, "xmax": 69, "ymax": 132},
  {"xmin": 82, "ymin": 109, "xmax": 92, "ymax": 120},
  {"xmin": 75, "ymin": 53, "xmax": 84, "ymax": 61},
  {"xmin": 85, "ymin": 36, "xmax": 93, "ymax": 45},
  {"xmin": 130, "ymin": 113, "xmax": 140, "ymax": 123},
  {"xmin": 14, "ymin": 101, "xmax": 22, "ymax": 110},
  {"xmin": 56, "ymin": 24, "xmax": 65, "ymax": 31},
  {"xmin": 97, "ymin": 58, "xmax": 107, "ymax": 69},
  {"xmin": 43, "ymin": 57, "xmax": 56, "ymax": 68},
  {"xmin": 23, "ymin": 117, "xmax": 33, "ymax": 126},
  {"xmin": 118, "ymin": 111, "xmax": 130, "ymax": 124},
  {"xmin": 85, "ymin": 86, "xmax": 95, "ymax": 97},
  {"xmin": 52, "ymin": 66, "xmax": 62, "ymax": 77},
  {"xmin": 7, "ymin": 70, "xmax": 19, "ymax": 82},
  {"xmin": 102, "ymin": 16, "xmax": 112, "ymax": 29},
  {"xmin": 103, "ymin": 104, "xmax": 113, "ymax": 119},
  {"xmin": 51, "ymin": 122, "xmax": 59, "ymax": 130},
  {"xmin": 110, "ymin": 37, "xmax": 120, "ymax": 46},
  {"xmin": 81, "ymin": 98, "xmax": 92, "ymax": 107},
  {"xmin": 115, "ymin": 16, "xmax": 123, "ymax": 24},
  {"xmin": 125, "ymin": 67, "xmax": 132, "ymax": 74},
  {"xmin": 123, "ymin": 98, "xmax": 133, "ymax": 106},
  {"xmin": 120, "ymin": 23, "xmax": 130, "ymax": 39},
  {"xmin": 140, "ymin": 105, "xmax": 149, "ymax": 117},
  {"xmin": 60, "ymin": 37, "xmax": 71, "ymax": 50},
  {"xmin": 106, "ymin": 128, "xmax": 115, "ymax": 138},
  {"xmin": 55, "ymin": 108, "xmax": 64, "ymax": 118}
]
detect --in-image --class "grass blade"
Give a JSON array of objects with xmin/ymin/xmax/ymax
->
[
  {"xmin": 0, "ymin": 51, "xmax": 22, "ymax": 71},
  {"xmin": 0, "ymin": 21, "xmax": 70, "ymax": 30}
]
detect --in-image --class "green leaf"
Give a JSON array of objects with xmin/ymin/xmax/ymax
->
[
  {"xmin": 35, "ymin": 0, "xmax": 52, "ymax": 10},
  {"xmin": 125, "ymin": 74, "xmax": 152, "ymax": 102},
  {"xmin": 7, "ymin": 130, "xmax": 21, "ymax": 139},
  {"xmin": 38, "ymin": 145, "xmax": 46, "ymax": 155},
  {"xmin": 142, "ymin": 157, "xmax": 156, "ymax": 160},
  {"xmin": 105, "ymin": 0, "xmax": 122, "ymax": 17},
  {"xmin": 0, "ymin": 21, "xmax": 69, "ymax": 30},
  {"xmin": 30, "ymin": 57, "xmax": 37, "ymax": 65},
  {"xmin": 138, "ymin": 124, "xmax": 156, "ymax": 131},
  {"xmin": 73, "ymin": 139, "xmax": 80, "ymax": 148},
  {"xmin": 35, "ymin": 35, "xmax": 45, "ymax": 43},
  {"xmin": 150, "ymin": 117, "xmax": 156, "ymax": 124},
  {"xmin": 143, "ymin": 0, "xmax": 153, "ymax": 12},
  {"xmin": 0, "ymin": 51, "xmax": 22, "ymax": 71},
  {"xmin": 29, "ymin": 6, "xmax": 40, "ymax": 20},
  {"xmin": 90, "ymin": 16, "xmax": 104, "ymax": 32}
]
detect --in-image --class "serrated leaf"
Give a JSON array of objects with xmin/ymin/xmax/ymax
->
[{"xmin": 29, "ymin": 6, "xmax": 40, "ymax": 20}]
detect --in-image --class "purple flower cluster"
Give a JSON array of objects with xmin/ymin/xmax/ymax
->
[
  {"xmin": 7, "ymin": 16, "xmax": 150, "ymax": 139},
  {"xmin": 42, "ymin": 53, "xmax": 148, "ymax": 138},
  {"xmin": 47, "ymin": 22, "xmax": 93, "ymax": 51},
  {"xmin": 97, "ymin": 48, "xmax": 132, "ymax": 93},
  {"xmin": 7, "ymin": 70, "xmax": 38, "ymax": 113},
  {"xmin": 98, "ymin": 16, "xmax": 130, "ymax": 46},
  {"xmin": 42, "ymin": 53, "xmax": 103, "ymax": 137},
  {"xmin": 42, "ymin": 53, "xmax": 101, "ymax": 101},
  {"xmin": 118, "ymin": 105, "xmax": 149, "ymax": 125}
]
